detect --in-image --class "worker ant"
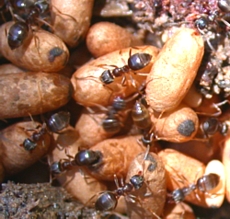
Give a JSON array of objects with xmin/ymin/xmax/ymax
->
[
  {"xmin": 99, "ymin": 50, "xmax": 152, "ymax": 87},
  {"xmin": 50, "ymin": 149, "xmax": 103, "ymax": 175},
  {"xmin": 169, "ymin": 173, "xmax": 220, "ymax": 204},
  {"xmin": 21, "ymin": 111, "xmax": 70, "ymax": 151},
  {"xmin": 95, "ymin": 173, "xmax": 144, "ymax": 212},
  {"xmin": 6, "ymin": 0, "xmax": 50, "ymax": 49}
]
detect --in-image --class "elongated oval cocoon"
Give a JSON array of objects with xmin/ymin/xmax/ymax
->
[
  {"xmin": 0, "ymin": 121, "xmax": 51, "ymax": 176},
  {"xmin": 0, "ymin": 22, "xmax": 69, "ymax": 72},
  {"xmin": 146, "ymin": 28, "xmax": 204, "ymax": 112},
  {"xmin": 0, "ymin": 72, "xmax": 72, "ymax": 119},
  {"xmin": 48, "ymin": 131, "xmax": 107, "ymax": 205},
  {"xmin": 71, "ymin": 45, "xmax": 159, "ymax": 107},
  {"xmin": 158, "ymin": 149, "xmax": 207, "ymax": 207},
  {"xmin": 150, "ymin": 104, "xmax": 199, "ymax": 143},
  {"xmin": 125, "ymin": 152, "xmax": 166, "ymax": 219},
  {"xmin": 50, "ymin": 0, "xmax": 94, "ymax": 47},
  {"xmin": 205, "ymin": 160, "xmax": 225, "ymax": 208},
  {"xmin": 84, "ymin": 135, "xmax": 145, "ymax": 181},
  {"xmin": 86, "ymin": 21, "xmax": 133, "ymax": 57}
]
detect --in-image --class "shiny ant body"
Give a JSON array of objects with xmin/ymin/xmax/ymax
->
[
  {"xmin": 87, "ymin": 95, "xmax": 128, "ymax": 134},
  {"xmin": 50, "ymin": 149, "xmax": 102, "ymax": 175},
  {"xmin": 22, "ymin": 122, "xmax": 46, "ymax": 151},
  {"xmin": 102, "ymin": 95, "xmax": 129, "ymax": 133},
  {"xmin": 95, "ymin": 174, "xmax": 144, "ymax": 212},
  {"xmin": 201, "ymin": 117, "xmax": 228, "ymax": 138},
  {"xmin": 99, "ymin": 51, "xmax": 152, "ymax": 86},
  {"xmin": 7, "ymin": 0, "xmax": 50, "ymax": 49},
  {"xmin": 169, "ymin": 173, "xmax": 220, "ymax": 204},
  {"xmin": 22, "ymin": 111, "xmax": 70, "ymax": 151}
]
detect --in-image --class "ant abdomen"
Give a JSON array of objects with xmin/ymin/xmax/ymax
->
[
  {"xmin": 7, "ymin": 21, "xmax": 29, "ymax": 49},
  {"xmin": 102, "ymin": 113, "xmax": 121, "ymax": 133},
  {"xmin": 196, "ymin": 173, "xmax": 220, "ymax": 193},
  {"xmin": 128, "ymin": 53, "xmax": 152, "ymax": 71},
  {"xmin": 47, "ymin": 111, "xmax": 70, "ymax": 133},
  {"xmin": 132, "ymin": 101, "xmax": 152, "ymax": 130},
  {"xmin": 95, "ymin": 191, "xmax": 117, "ymax": 211},
  {"xmin": 74, "ymin": 150, "xmax": 102, "ymax": 167}
]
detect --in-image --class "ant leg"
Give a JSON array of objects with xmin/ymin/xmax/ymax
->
[
  {"xmin": 197, "ymin": 100, "xmax": 230, "ymax": 117},
  {"xmin": 65, "ymin": 148, "xmax": 75, "ymax": 160},
  {"xmin": 97, "ymin": 64, "xmax": 118, "ymax": 69},
  {"xmin": 113, "ymin": 174, "xmax": 120, "ymax": 189}
]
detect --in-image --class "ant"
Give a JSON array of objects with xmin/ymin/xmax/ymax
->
[
  {"xmin": 201, "ymin": 117, "xmax": 229, "ymax": 138},
  {"xmin": 87, "ymin": 95, "xmax": 128, "ymax": 134},
  {"xmin": 6, "ymin": 0, "xmax": 50, "ymax": 49},
  {"xmin": 22, "ymin": 111, "xmax": 70, "ymax": 151},
  {"xmin": 99, "ymin": 50, "xmax": 152, "ymax": 87},
  {"xmin": 21, "ymin": 122, "xmax": 47, "ymax": 151},
  {"xmin": 94, "ymin": 173, "xmax": 144, "ymax": 212},
  {"xmin": 82, "ymin": 152, "xmax": 163, "ymax": 218},
  {"xmin": 169, "ymin": 173, "xmax": 220, "ymax": 204},
  {"xmin": 102, "ymin": 95, "xmax": 130, "ymax": 133},
  {"xmin": 131, "ymin": 99, "xmax": 156, "ymax": 157},
  {"xmin": 50, "ymin": 149, "xmax": 103, "ymax": 175}
]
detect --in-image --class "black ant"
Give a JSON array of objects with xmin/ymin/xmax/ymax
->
[
  {"xmin": 6, "ymin": 0, "xmax": 50, "ymax": 49},
  {"xmin": 50, "ymin": 149, "xmax": 103, "ymax": 175},
  {"xmin": 131, "ymin": 96, "xmax": 161, "ymax": 158},
  {"xmin": 169, "ymin": 173, "xmax": 220, "ymax": 204},
  {"xmin": 21, "ymin": 122, "xmax": 47, "ymax": 151},
  {"xmin": 201, "ymin": 117, "xmax": 228, "ymax": 138},
  {"xmin": 94, "ymin": 173, "xmax": 144, "ymax": 212},
  {"xmin": 87, "ymin": 95, "xmax": 128, "ymax": 134},
  {"xmin": 22, "ymin": 111, "xmax": 70, "ymax": 151},
  {"xmin": 99, "ymin": 50, "xmax": 152, "ymax": 87}
]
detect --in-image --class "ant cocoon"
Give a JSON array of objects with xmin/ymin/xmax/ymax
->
[
  {"xmin": 204, "ymin": 160, "xmax": 225, "ymax": 207},
  {"xmin": 150, "ymin": 104, "xmax": 199, "ymax": 143},
  {"xmin": 0, "ymin": 121, "xmax": 51, "ymax": 176},
  {"xmin": 158, "ymin": 149, "xmax": 212, "ymax": 207},
  {"xmin": 126, "ymin": 152, "xmax": 166, "ymax": 219},
  {"xmin": 81, "ymin": 135, "xmax": 145, "ymax": 181},
  {"xmin": 71, "ymin": 45, "xmax": 159, "ymax": 107}
]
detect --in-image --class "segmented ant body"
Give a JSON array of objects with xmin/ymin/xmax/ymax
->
[
  {"xmin": 50, "ymin": 149, "xmax": 103, "ymax": 175},
  {"xmin": 169, "ymin": 173, "xmax": 220, "ymax": 204},
  {"xmin": 100, "ymin": 52, "xmax": 152, "ymax": 86},
  {"xmin": 46, "ymin": 111, "xmax": 70, "ymax": 133},
  {"xmin": 131, "ymin": 99, "xmax": 157, "ymax": 157},
  {"xmin": 95, "ymin": 174, "xmax": 144, "ymax": 212},
  {"xmin": 132, "ymin": 100, "xmax": 152, "ymax": 131},
  {"xmin": 22, "ymin": 122, "xmax": 46, "ymax": 151},
  {"xmin": 100, "ymin": 96, "xmax": 128, "ymax": 133},
  {"xmin": 201, "ymin": 117, "xmax": 228, "ymax": 137},
  {"xmin": 22, "ymin": 111, "xmax": 70, "ymax": 151},
  {"xmin": 7, "ymin": 0, "xmax": 50, "ymax": 49}
]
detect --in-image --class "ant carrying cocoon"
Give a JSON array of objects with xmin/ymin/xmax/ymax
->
[
  {"xmin": 125, "ymin": 152, "xmax": 166, "ymax": 219},
  {"xmin": 71, "ymin": 45, "xmax": 159, "ymax": 107}
]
